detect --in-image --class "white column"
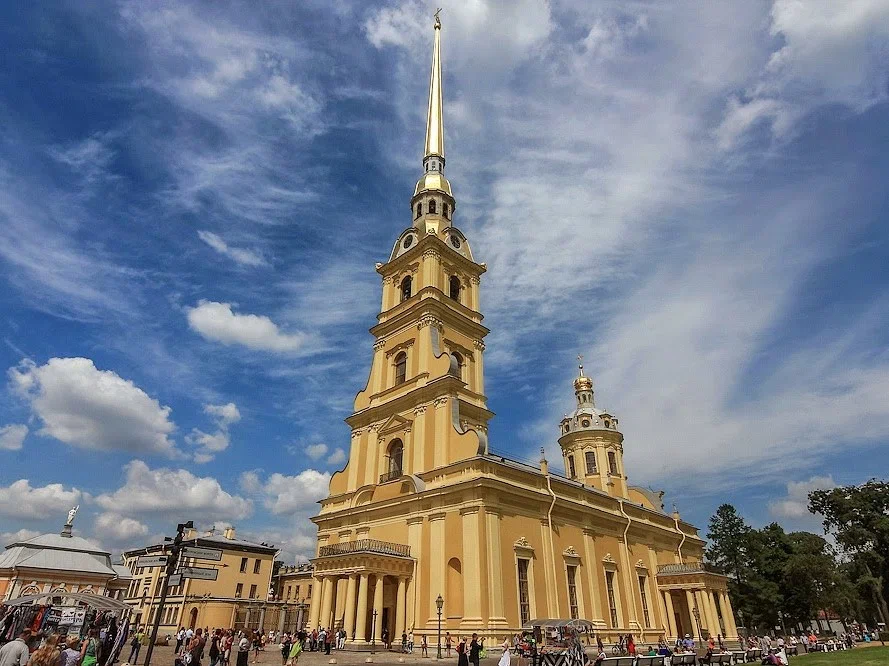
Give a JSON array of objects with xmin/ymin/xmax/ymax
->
[
  {"xmin": 395, "ymin": 577, "xmax": 407, "ymax": 636},
  {"xmin": 308, "ymin": 577, "xmax": 322, "ymax": 630},
  {"xmin": 663, "ymin": 591, "xmax": 677, "ymax": 640},
  {"xmin": 319, "ymin": 577, "xmax": 335, "ymax": 630},
  {"xmin": 372, "ymin": 576, "xmax": 385, "ymax": 643},
  {"xmin": 343, "ymin": 574, "xmax": 358, "ymax": 640},
  {"xmin": 354, "ymin": 574, "xmax": 369, "ymax": 643}
]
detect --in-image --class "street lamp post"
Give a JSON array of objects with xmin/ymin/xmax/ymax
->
[
  {"xmin": 692, "ymin": 605, "xmax": 702, "ymax": 643},
  {"xmin": 436, "ymin": 594, "xmax": 444, "ymax": 660},
  {"xmin": 372, "ymin": 609, "xmax": 378, "ymax": 655}
]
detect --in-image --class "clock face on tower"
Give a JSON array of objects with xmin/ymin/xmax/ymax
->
[{"xmin": 449, "ymin": 234, "xmax": 461, "ymax": 249}]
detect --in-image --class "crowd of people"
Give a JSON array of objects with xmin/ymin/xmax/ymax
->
[{"xmin": 0, "ymin": 627, "xmax": 113, "ymax": 666}]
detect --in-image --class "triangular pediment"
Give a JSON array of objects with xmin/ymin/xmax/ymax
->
[{"xmin": 378, "ymin": 413, "xmax": 413, "ymax": 435}]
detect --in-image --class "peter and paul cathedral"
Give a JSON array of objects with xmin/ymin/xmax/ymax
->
[{"xmin": 306, "ymin": 14, "xmax": 738, "ymax": 647}]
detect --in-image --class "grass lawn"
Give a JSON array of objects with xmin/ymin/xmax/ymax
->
[{"xmin": 796, "ymin": 647, "xmax": 889, "ymax": 666}]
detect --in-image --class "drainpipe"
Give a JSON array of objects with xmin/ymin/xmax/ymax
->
[
  {"xmin": 618, "ymin": 500, "xmax": 643, "ymax": 637},
  {"xmin": 672, "ymin": 506, "xmax": 686, "ymax": 564},
  {"xmin": 541, "ymin": 448, "xmax": 560, "ymax": 618}
]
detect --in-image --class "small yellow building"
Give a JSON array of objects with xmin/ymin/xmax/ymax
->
[
  {"xmin": 0, "ymin": 511, "xmax": 130, "ymax": 603},
  {"xmin": 305, "ymin": 15, "xmax": 739, "ymax": 648},
  {"xmin": 123, "ymin": 527, "xmax": 277, "ymax": 632}
]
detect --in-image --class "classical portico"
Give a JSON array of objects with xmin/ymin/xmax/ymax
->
[
  {"xmin": 657, "ymin": 563, "xmax": 739, "ymax": 641},
  {"xmin": 308, "ymin": 540, "xmax": 414, "ymax": 646}
]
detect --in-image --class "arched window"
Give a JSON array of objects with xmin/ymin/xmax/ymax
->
[
  {"xmin": 429, "ymin": 199, "xmax": 437, "ymax": 215},
  {"xmin": 387, "ymin": 439, "xmax": 404, "ymax": 477},
  {"xmin": 447, "ymin": 558, "xmax": 464, "ymax": 618},
  {"xmin": 400, "ymin": 275, "xmax": 412, "ymax": 302},
  {"xmin": 416, "ymin": 203, "xmax": 422, "ymax": 219},
  {"xmin": 394, "ymin": 352, "xmax": 407, "ymax": 385},
  {"xmin": 449, "ymin": 275, "xmax": 461, "ymax": 301},
  {"xmin": 449, "ymin": 352, "xmax": 463, "ymax": 380},
  {"xmin": 443, "ymin": 202, "xmax": 450, "ymax": 219},
  {"xmin": 21, "ymin": 585, "xmax": 40, "ymax": 596},
  {"xmin": 567, "ymin": 454, "xmax": 577, "ymax": 478},
  {"xmin": 608, "ymin": 450, "xmax": 619, "ymax": 475},
  {"xmin": 585, "ymin": 450, "xmax": 597, "ymax": 474}
]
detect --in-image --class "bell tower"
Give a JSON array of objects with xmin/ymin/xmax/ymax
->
[
  {"xmin": 558, "ymin": 359, "xmax": 628, "ymax": 497},
  {"xmin": 328, "ymin": 13, "xmax": 492, "ymax": 498}
]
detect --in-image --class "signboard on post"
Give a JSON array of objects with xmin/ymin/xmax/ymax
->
[
  {"xmin": 180, "ymin": 566, "xmax": 218, "ymax": 581},
  {"xmin": 137, "ymin": 555, "xmax": 169, "ymax": 568},
  {"xmin": 167, "ymin": 574, "xmax": 182, "ymax": 587},
  {"xmin": 182, "ymin": 546, "xmax": 223, "ymax": 561}
]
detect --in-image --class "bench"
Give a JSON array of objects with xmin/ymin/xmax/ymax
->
[
  {"xmin": 705, "ymin": 654, "xmax": 733, "ymax": 665},
  {"xmin": 672, "ymin": 654, "xmax": 697, "ymax": 666},
  {"xmin": 745, "ymin": 649, "xmax": 761, "ymax": 663},
  {"xmin": 730, "ymin": 651, "xmax": 746, "ymax": 664},
  {"xmin": 636, "ymin": 656, "xmax": 665, "ymax": 666},
  {"xmin": 785, "ymin": 646, "xmax": 798, "ymax": 657},
  {"xmin": 600, "ymin": 657, "xmax": 637, "ymax": 666}
]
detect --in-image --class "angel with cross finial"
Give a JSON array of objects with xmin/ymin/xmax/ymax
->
[
  {"xmin": 66, "ymin": 505, "xmax": 79, "ymax": 526},
  {"xmin": 577, "ymin": 353, "xmax": 584, "ymax": 372},
  {"xmin": 434, "ymin": 8, "xmax": 442, "ymax": 28}
]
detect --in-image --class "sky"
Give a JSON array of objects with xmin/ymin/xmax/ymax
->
[{"xmin": 1, "ymin": 0, "xmax": 888, "ymax": 563}]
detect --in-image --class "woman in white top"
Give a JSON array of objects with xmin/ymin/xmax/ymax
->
[{"xmin": 498, "ymin": 640, "xmax": 511, "ymax": 666}]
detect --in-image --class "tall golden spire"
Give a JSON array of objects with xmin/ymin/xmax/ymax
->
[
  {"xmin": 412, "ymin": 9, "xmax": 454, "ymax": 227},
  {"xmin": 424, "ymin": 9, "xmax": 445, "ymax": 160}
]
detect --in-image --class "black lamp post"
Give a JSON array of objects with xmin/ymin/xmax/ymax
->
[
  {"xmin": 436, "ymin": 594, "xmax": 444, "ymax": 660},
  {"xmin": 372, "ymin": 609, "xmax": 378, "ymax": 655},
  {"xmin": 692, "ymin": 605, "xmax": 702, "ymax": 643}
]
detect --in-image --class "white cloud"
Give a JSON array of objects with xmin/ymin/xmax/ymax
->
[
  {"xmin": 0, "ymin": 424, "xmax": 27, "ymax": 451},
  {"xmin": 8, "ymin": 358, "xmax": 178, "ymax": 456},
  {"xmin": 769, "ymin": 475, "xmax": 837, "ymax": 519},
  {"xmin": 197, "ymin": 230, "xmax": 266, "ymax": 267},
  {"xmin": 187, "ymin": 402, "xmax": 241, "ymax": 463},
  {"xmin": 0, "ymin": 529, "xmax": 41, "ymax": 545},
  {"xmin": 95, "ymin": 460, "xmax": 252, "ymax": 521},
  {"xmin": 0, "ymin": 480, "xmax": 82, "ymax": 520},
  {"xmin": 244, "ymin": 470, "xmax": 330, "ymax": 516},
  {"xmin": 305, "ymin": 443, "xmax": 327, "ymax": 460},
  {"xmin": 329, "ymin": 448, "xmax": 346, "ymax": 466},
  {"xmin": 186, "ymin": 301, "xmax": 307, "ymax": 352},
  {"xmin": 94, "ymin": 512, "xmax": 150, "ymax": 543}
]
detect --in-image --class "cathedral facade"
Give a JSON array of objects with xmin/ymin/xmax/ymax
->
[{"xmin": 306, "ymin": 16, "xmax": 738, "ymax": 647}]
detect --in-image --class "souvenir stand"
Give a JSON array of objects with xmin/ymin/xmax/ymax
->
[
  {"xmin": 521, "ymin": 619, "xmax": 594, "ymax": 666},
  {"xmin": 0, "ymin": 592, "xmax": 132, "ymax": 665}
]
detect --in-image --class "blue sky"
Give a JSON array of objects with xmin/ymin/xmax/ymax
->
[{"xmin": 1, "ymin": 0, "xmax": 888, "ymax": 561}]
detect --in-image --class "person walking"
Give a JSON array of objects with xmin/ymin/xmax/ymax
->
[
  {"xmin": 237, "ymin": 632, "xmax": 251, "ymax": 666},
  {"xmin": 281, "ymin": 635, "xmax": 292, "ymax": 665},
  {"xmin": 445, "ymin": 632, "xmax": 452, "ymax": 657},
  {"xmin": 457, "ymin": 638, "xmax": 469, "ymax": 666},
  {"xmin": 498, "ymin": 639, "xmax": 511, "ymax": 666},
  {"xmin": 469, "ymin": 634, "xmax": 483, "ymax": 666},
  {"xmin": 128, "ymin": 628, "xmax": 144, "ymax": 664},
  {"xmin": 209, "ymin": 630, "xmax": 222, "ymax": 666},
  {"xmin": 177, "ymin": 628, "xmax": 186, "ymax": 656},
  {"xmin": 80, "ymin": 629, "xmax": 102, "ymax": 666},
  {"xmin": 421, "ymin": 635, "xmax": 428, "ymax": 657},
  {"xmin": 324, "ymin": 629, "xmax": 333, "ymax": 655}
]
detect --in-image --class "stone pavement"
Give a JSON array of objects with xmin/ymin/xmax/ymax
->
[{"xmin": 138, "ymin": 644, "xmax": 505, "ymax": 666}]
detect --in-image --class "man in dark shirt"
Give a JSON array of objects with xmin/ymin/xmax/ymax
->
[{"xmin": 470, "ymin": 633, "xmax": 483, "ymax": 666}]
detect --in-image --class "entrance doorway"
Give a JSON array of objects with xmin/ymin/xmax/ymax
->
[{"xmin": 189, "ymin": 608, "xmax": 198, "ymax": 629}]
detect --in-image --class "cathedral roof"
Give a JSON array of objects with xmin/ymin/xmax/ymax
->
[{"xmin": 0, "ymin": 530, "xmax": 116, "ymax": 576}]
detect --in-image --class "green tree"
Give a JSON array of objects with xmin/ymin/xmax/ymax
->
[
  {"xmin": 809, "ymin": 479, "xmax": 889, "ymax": 625},
  {"xmin": 706, "ymin": 504, "xmax": 756, "ymax": 632}
]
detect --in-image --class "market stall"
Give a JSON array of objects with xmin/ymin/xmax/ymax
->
[
  {"xmin": 521, "ymin": 619, "xmax": 594, "ymax": 666},
  {"xmin": 1, "ymin": 592, "xmax": 132, "ymax": 665}
]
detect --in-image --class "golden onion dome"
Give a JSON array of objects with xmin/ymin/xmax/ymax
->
[
  {"xmin": 574, "ymin": 374, "xmax": 593, "ymax": 392},
  {"xmin": 414, "ymin": 172, "xmax": 453, "ymax": 198}
]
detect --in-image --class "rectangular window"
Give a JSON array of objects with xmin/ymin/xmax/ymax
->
[
  {"xmin": 249, "ymin": 584, "xmax": 258, "ymax": 599},
  {"xmin": 286, "ymin": 585, "xmax": 292, "ymax": 600},
  {"xmin": 585, "ymin": 450, "xmax": 597, "ymax": 474},
  {"xmin": 639, "ymin": 575, "xmax": 651, "ymax": 627},
  {"xmin": 567, "ymin": 455, "xmax": 577, "ymax": 478},
  {"xmin": 608, "ymin": 451, "xmax": 619, "ymax": 475},
  {"xmin": 235, "ymin": 583, "xmax": 243, "ymax": 598},
  {"xmin": 307, "ymin": 584, "xmax": 312, "ymax": 598},
  {"xmin": 567, "ymin": 566, "xmax": 579, "ymax": 619},
  {"xmin": 517, "ymin": 559, "xmax": 531, "ymax": 626},
  {"xmin": 240, "ymin": 557, "xmax": 248, "ymax": 573},
  {"xmin": 605, "ymin": 570, "xmax": 619, "ymax": 628},
  {"xmin": 254, "ymin": 559, "xmax": 261, "ymax": 574}
]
